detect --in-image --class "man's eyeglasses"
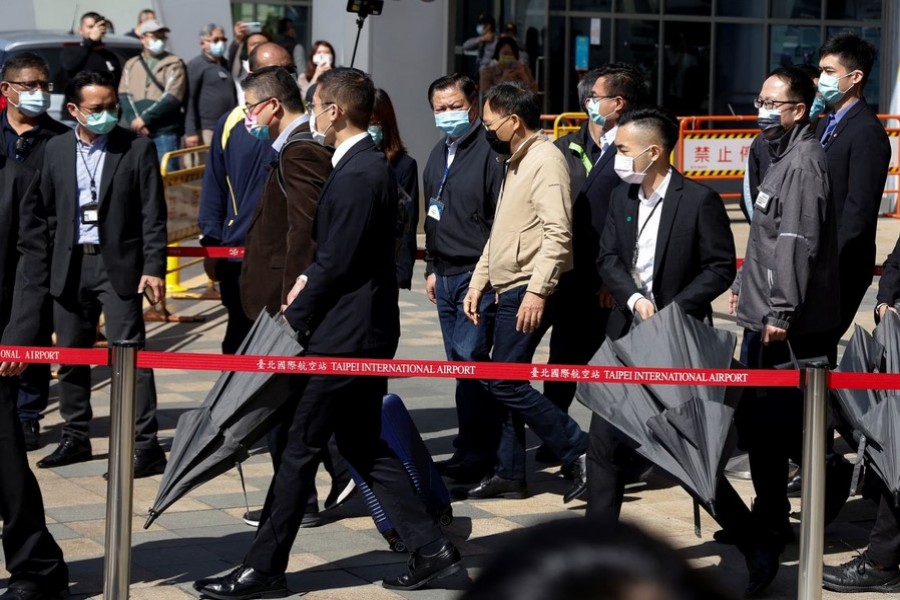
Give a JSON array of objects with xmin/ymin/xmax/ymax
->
[
  {"xmin": 753, "ymin": 98, "xmax": 800, "ymax": 110},
  {"xmin": 483, "ymin": 114, "xmax": 511, "ymax": 132},
  {"xmin": 242, "ymin": 97, "xmax": 273, "ymax": 115},
  {"xmin": 588, "ymin": 94, "xmax": 617, "ymax": 101},
  {"xmin": 307, "ymin": 101, "xmax": 334, "ymax": 114},
  {"xmin": 6, "ymin": 80, "xmax": 54, "ymax": 92}
]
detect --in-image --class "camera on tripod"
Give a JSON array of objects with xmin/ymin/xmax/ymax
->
[{"xmin": 346, "ymin": 0, "xmax": 384, "ymax": 17}]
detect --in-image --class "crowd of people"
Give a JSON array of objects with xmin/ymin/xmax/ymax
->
[{"xmin": 1, "ymin": 7, "xmax": 899, "ymax": 599}]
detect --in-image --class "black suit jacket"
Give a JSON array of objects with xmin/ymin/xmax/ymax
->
[
  {"xmin": 284, "ymin": 136, "xmax": 400, "ymax": 355},
  {"xmin": 0, "ymin": 110, "xmax": 71, "ymax": 170},
  {"xmin": 877, "ymin": 235, "xmax": 900, "ymax": 314},
  {"xmin": 598, "ymin": 169, "xmax": 736, "ymax": 339},
  {"xmin": 41, "ymin": 127, "xmax": 167, "ymax": 298},
  {"xmin": 0, "ymin": 157, "xmax": 50, "ymax": 345},
  {"xmin": 816, "ymin": 99, "xmax": 891, "ymax": 289}
]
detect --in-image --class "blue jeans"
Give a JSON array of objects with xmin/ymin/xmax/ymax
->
[
  {"xmin": 435, "ymin": 271, "xmax": 500, "ymax": 466},
  {"xmin": 490, "ymin": 285, "xmax": 588, "ymax": 481},
  {"xmin": 151, "ymin": 132, "xmax": 180, "ymax": 172}
]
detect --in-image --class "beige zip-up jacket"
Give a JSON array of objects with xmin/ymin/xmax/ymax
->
[{"xmin": 470, "ymin": 134, "xmax": 572, "ymax": 297}]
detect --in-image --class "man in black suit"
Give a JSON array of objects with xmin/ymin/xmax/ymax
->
[
  {"xmin": 545, "ymin": 64, "xmax": 643, "ymax": 432},
  {"xmin": 0, "ymin": 52, "xmax": 70, "ymax": 451},
  {"xmin": 0, "ymin": 151, "xmax": 69, "ymax": 599},
  {"xmin": 816, "ymin": 33, "xmax": 891, "ymax": 342},
  {"xmin": 822, "ymin": 240, "xmax": 900, "ymax": 593},
  {"xmin": 194, "ymin": 68, "xmax": 460, "ymax": 599},
  {"xmin": 569, "ymin": 106, "xmax": 736, "ymax": 512},
  {"xmin": 35, "ymin": 71, "xmax": 168, "ymax": 478}
]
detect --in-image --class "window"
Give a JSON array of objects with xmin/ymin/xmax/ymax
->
[
  {"xmin": 770, "ymin": 25, "xmax": 820, "ymax": 70},
  {"xmin": 663, "ymin": 22, "xmax": 710, "ymax": 114},
  {"xmin": 715, "ymin": 24, "xmax": 764, "ymax": 115},
  {"xmin": 616, "ymin": 20, "xmax": 660, "ymax": 106},
  {"xmin": 772, "ymin": 0, "xmax": 821, "ymax": 19}
]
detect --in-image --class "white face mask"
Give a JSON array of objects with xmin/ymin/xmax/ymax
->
[
  {"xmin": 147, "ymin": 38, "xmax": 166, "ymax": 55},
  {"xmin": 614, "ymin": 147, "xmax": 654, "ymax": 185},
  {"xmin": 309, "ymin": 104, "xmax": 333, "ymax": 146}
]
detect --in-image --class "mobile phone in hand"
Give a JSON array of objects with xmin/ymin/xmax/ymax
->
[
  {"xmin": 245, "ymin": 21, "xmax": 262, "ymax": 34},
  {"xmin": 143, "ymin": 285, "xmax": 158, "ymax": 305}
]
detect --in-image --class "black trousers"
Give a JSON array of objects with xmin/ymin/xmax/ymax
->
[
  {"xmin": 868, "ymin": 488, "xmax": 900, "ymax": 567},
  {"xmin": 0, "ymin": 377, "xmax": 68, "ymax": 593},
  {"xmin": 245, "ymin": 351, "xmax": 443, "ymax": 575},
  {"xmin": 216, "ymin": 260, "xmax": 254, "ymax": 355},
  {"xmin": 52, "ymin": 251, "xmax": 159, "ymax": 449},
  {"xmin": 545, "ymin": 284, "xmax": 609, "ymax": 413}
]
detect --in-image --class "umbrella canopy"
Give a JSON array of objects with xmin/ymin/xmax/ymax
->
[
  {"xmin": 145, "ymin": 311, "xmax": 303, "ymax": 528},
  {"xmin": 575, "ymin": 304, "xmax": 738, "ymax": 514},
  {"xmin": 834, "ymin": 326, "xmax": 884, "ymax": 439},
  {"xmin": 858, "ymin": 394, "xmax": 900, "ymax": 507},
  {"xmin": 875, "ymin": 310, "xmax": 900, "ymax": 373}
]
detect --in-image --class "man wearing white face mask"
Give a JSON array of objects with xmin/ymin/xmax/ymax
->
[
  {"xmin": 119, "ymin": 19, "xmax": 187, "ymax": 171},
  {"xmin": 421, "ymin": 73, "xmax": 504, "ymax": 484},
  {"xmin": 185, "ymin": 24, "xmax": 237, "ymax": 154},
  {"xmin": 577, "ymin": 106, "xmax": 735, "ymax": 536},
  {"xmin": 0, "ymin": 52, "xmax": 70, "ymax": 453}
]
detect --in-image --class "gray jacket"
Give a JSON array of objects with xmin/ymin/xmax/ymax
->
[{"xmin": 733, "ymin": 123, "xmax": 840, "ymax": 335}]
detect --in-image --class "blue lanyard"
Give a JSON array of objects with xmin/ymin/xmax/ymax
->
[{"xmin": 436, "ymin": 148, "xmax": 452, "ymax": 200}]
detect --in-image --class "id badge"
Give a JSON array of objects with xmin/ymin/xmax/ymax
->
[
  {"xmin": 427, "ymin": 197, "xmax": 444, "ymax": 221},
  {"xmin": 81, "ymin": 203, "xmax": 100, "ymax": 225},
  {"xmin": 755, "ymin": 191, "xmax": 772, "ymax": 212}
]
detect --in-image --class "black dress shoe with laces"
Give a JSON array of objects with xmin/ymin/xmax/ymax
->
[
  {"xmin": 36, "ymin": 438, "xmax": 91, "ymax": 469},
  {"xmin": 740, "ymin": 539, "xmax": 780, "ymax": 597},
  {"xmin": 0, "ymin": 587, "xmax": 69, "ymax": 600},
  {"xmin": 193, "ymin": 565, "xmax": 288, "ymax": 599},
  {"xmin": 563, "ymin": 454, "xmax": 587, "ymax": 504},
  {"xmin": 823, "ymin": 553, "xmax": 900, "ymax": 593},
  {"xmin": 103, "ymin": 444, "xmax": 167, "ymax": 480},
  {"xmin": 452, "ymin": 475, "xmax": 527, "ymax": 500},
  {"xmin": 382, "ymin": 539, "xmax": 462, "ymax": 590}
]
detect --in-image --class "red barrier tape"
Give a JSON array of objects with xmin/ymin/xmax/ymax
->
[
  {"xmin": 0, "ymin": 346, "xmax": 108, "ymax": 366},
  {"xmin": 165, "ymin": 248, "xmax": 882, "ymax": 276},
  {"xmin": 829, "ymin": 371, "xmax": 900, "ymax": 390}
]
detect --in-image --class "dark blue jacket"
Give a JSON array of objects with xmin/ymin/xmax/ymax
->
[{"xmin": 198, "ymin": 107, "xmax": 274, "ymax": 250}]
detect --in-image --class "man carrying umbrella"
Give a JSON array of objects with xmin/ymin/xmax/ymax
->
[
  {"xmin": 821, "ymin": 240, "xmax": 900, "ymax": 593},
  {"xmin": 729, "ymin": 66, "xmax": 841, "ymax": 596},
  {"xmin": 194, "ymin": 68, "xmax": 460, "ymax": 598},
  {"xmin": 569, "ymin": 106, "xmax": 736, "ymax": 507}
]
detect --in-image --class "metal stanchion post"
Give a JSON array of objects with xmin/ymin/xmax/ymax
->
[
  {"xmin": 103, "ymin": 342, "xmax": 139, "ymax": 600},
  {"xmin": 798, "ymin": 363, "xmax": 829, "ymax": 600}
]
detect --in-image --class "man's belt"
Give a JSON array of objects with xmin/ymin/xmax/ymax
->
[{"xmin": 79, "ymin": 244, "xmax": 101, "ymax": 255}]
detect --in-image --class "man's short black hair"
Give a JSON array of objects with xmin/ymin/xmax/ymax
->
[
  {"xmin": 483, "ymin": 81, "xmax": 541, "ymax": 130},
  {"xmin": 428, "ymin": 73, "xmax": 477, "ymax": 107},
  {"xmin": 477, "ymin": 14, "xmax": 496, "ymax": 30},
  {"xmin": 768, "ymin": 66, "xmax": 816, "ymax": 121},
  {"xmin": 618, "ymin": 106, "xmax": 680, "ymax": 154},
  {"xmin": 316, "ymin": 67, "xmax": 375, "ymax": 129},
  {"xmin": 65, "ymin": 70, "xmax": 116, "ymax": 105},
  {"xmin": 795, "ymin": 63, "xmax": 820, "ymax": 82},
  {"xmin": 1, "ymin": 52, "xmax": 50, "ymax": 80},
  {"xmin": 242, "ymin": 67, "xmax": 305, "ymax": 113},
  {"xmin": 577, "ymin": 62, "xmax": 647, "ymax": 109},
  {"xmin": 81, "ymin": 11, "xmax": 103, "ymax": 25},
  {"xmin": 820, "ymin": 33, "xmax": 877, "ymax": 86}
]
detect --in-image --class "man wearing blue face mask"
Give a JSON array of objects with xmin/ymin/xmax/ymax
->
[
  {"xmin": 815, "ymin": 33, "xmax": 891, "ymax": 346},
  {"xmin": 422, "ymin": 73, "xmax": 504, "ymax": 484},
  {"xmin": 185, "ymin": 24, "xmax": 237, "ymax": 155},
  {"xmin": 118, "ymin": 19, "xmax": 187, "ymax": 171},
  {"xmin": 36, "ymin": 70, "xmax": 168, "ymax": 478},
  {"xmin": 0, "ymin": 52, "xmax": 70, "ymax": 453}
]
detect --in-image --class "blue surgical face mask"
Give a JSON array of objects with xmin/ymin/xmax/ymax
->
[
  {"xmin": 368, "ymin": 125, "xmax": 383, "ymax": 146},
  {"xmin": 585, "ymin": 98, "xmax": 615, "ymax": 126},
  {"xmin": 809, "ymin": 96, "xmax": 826, "ymax": 121},
  {"xmin": 209, "ymin": 40, "xmax": 226, "ymax": 58},
  {"xmin": 244, "ymin": 100, "xmax": 274, "ymax": 140},
  {"xmin": 77, "ymin": 107, "xmax": 118, "ymax": 135},
  {"xmin": 10, "ymin": 89, "xmax": 51, "ymax": 117},
  {"xmin": 434, "ymin": 110, "xmax": 470, "ymax": 138},
  {"xmin": 817, "ymin": 71, "xmax": 855, "ymax": 105},
  {"xmin": 476, "ymin": 24, "xmax": 486, "ymax": 36}
]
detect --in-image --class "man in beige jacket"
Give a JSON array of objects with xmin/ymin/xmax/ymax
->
[{"xmin": 459, "ymin": 81, "xmax": 588, "ymax": 500}]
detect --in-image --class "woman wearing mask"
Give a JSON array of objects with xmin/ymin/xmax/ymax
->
[
  {"xmin": 298, "ymin": 41, "xmax": 336, "ymax": 104},
  {"xmin": 369, "ymin": 88, "xmax": 419, "ymax": 289},
  {"xmin": 479, "ymin": 37, "xmax": 536, "ymax": 93}
]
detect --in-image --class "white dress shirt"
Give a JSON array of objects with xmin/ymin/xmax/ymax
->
[
  {"xmin": 599, "ymin": 125, "xmax": 617, "ymax": 158},
  {"xmin": 75, "ymin": 132, "xmax": 108, "ymax": 244},
  {"xmin": 627, "ymin": 168, "xmax": 673, "ymax": 312},
  {"xmin": 271, "ymin": 114, "xmax": 310, "ymax": 152},
  {"xmin": 331, "ymin": 131, "xmax": 370, "ymax": 167}
]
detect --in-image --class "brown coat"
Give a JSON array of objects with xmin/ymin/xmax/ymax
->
[{"xmin": 240, "ymin": 122, "xmax": 334, "ymax": 319}]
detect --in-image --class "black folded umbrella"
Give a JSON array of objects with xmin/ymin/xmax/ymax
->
[
  {"xmin": 834, "ymin": 326, "xmax": 884, "ymax": 441},
  {"xmin": 145, "ymin": 311, "xmax": 304, "ymax": 528},
  {"xmin": 575, "ymin": 304, "xmax": 739, "ymax": 514},
  {"xmin": 876, "ymin": 310, "xmax": 900, "ymax": 373},
  {"xmin": 858, "ymin": 394, "xmax": 900, "ymax": 507}
]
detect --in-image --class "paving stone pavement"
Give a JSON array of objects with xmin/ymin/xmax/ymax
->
[{"xmin": 2, "ymin": 207, "xmax": 899, "ymax": 599}]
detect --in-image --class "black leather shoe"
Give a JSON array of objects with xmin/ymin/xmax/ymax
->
[
  {"xmin": 103, "ymin": 445, "xmax": 167, "ymax": 480},
  {"xmin": 452, "ymin": 475, "xmax": 527, "ymax": 500},
  {"xmin": 563, "ymin": 454, "xmax": 587, "ymax": 504},
  {"xmin": 37, "ymin": 438, "xmax": 92, "ymax": 469},
  {"xmin": 442, "ymin": 461, "xmax": 490, "ymax": 484},
  {"xmin": 0, "ymin": 587, "xmax": 69, "ymax": 599},
  {"xmin": 193, "ymin": 565, "xmax": 288, "ymax": 599},
  {"xmin": 21, "ymin": 419, "xmax": 41, "ymax": 452},
  {"xmin": 823, "ymin": 553, "xmax": 900, "ymax": 593},
  {"xmin": 382, "ymin": 539, "xmax": 462, "ymax": 590},
  {"xmin": 741, "ymin": 541, "xmax": 780, "ymax": 597}
]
